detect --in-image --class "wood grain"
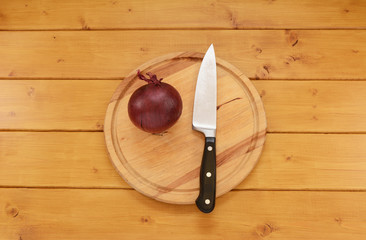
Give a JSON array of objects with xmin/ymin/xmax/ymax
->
[
  {"xmin": 104, "ymin": 52, "xmax": 266, "ymax": 204},
  {"xmin": 1, "ymin": 188, "xmax": 366, "ymax": 240},
  {"xmin": 1, "ymin": 80, "xmax": 366, "ymax": 132},
  {"xmin": 0, "ymin": 0, "xmax": 365, "ymax": 30},
  {"xmin": 0, "ymin": 80, "xmax": 119, "ymax": 131},
  {"xmin": 0, "ymin": 132, "xmax": 124, "ymax": 188},
  {"xmin": 2, "ymin": 132, "xmax": 366, "ymax": 190},
  {"xmin": 255, "ymin": 81, "xmax": 366, "ymax": 132},
  {"xmin": 0, "ymin": 31, "xmax": 365, "ymax": 79}
]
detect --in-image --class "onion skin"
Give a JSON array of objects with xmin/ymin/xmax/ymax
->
[{"xmin": 128, "ymin": 71, "xmax": 183, "ymax": 133}]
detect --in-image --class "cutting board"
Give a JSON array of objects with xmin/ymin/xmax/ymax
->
[{"xmin": 104, "ymin": 52, "xmax": 266, "ymax": 204}]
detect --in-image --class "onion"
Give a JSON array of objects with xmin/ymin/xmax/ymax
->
[{"xmin": 128, "ymin": 70, "xmax": 183, "ymax": 133}]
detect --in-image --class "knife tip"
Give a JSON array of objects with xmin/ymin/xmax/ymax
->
[{"xmin": 208, "ymin": 44, "xmax": 215, "ymax": 53}]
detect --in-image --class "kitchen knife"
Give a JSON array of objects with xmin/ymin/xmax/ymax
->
[{"xmin": 192, "ymin": 44, "xmax": 217, "ymax": 213}]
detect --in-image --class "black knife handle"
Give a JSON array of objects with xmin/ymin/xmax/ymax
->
[{"xmin": 196, "ymin": 137, "xmax": 216, "ymax": 213}]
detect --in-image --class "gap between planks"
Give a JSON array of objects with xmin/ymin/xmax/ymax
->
[
  {"xmin": 1, "ymin": 78, "xmax": 366, "ymax": 81},
  {"xmin": 0, "ymin": 186, "xmax": 366, "ymax": 192},
  {"xmin": 1, "ymin": 28, "xmax": 366, "ymax": 31},
  {"xmin": 2, "ymin": 130, "xmax": 366, "ymax": 134}
]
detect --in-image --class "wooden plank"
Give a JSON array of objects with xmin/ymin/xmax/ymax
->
[
  {"xmin": 1, "ymin": 188, "xmax": 366, "ymax": 239},
  {"xmin": 247, "ymin": 133, "xmax": 366, "ymax": 190},
  {"xmin": 0, "ymin": 80, "xmax": 119, "ymax": 131},
  {"xmin": 1, "ymin": 80, "xmax": 366, "ymax": 132},
  {"xmin": 254, "ymin": 81, "xmax": 366, "ymax": 132},
  {"xmin": 0, "ymin": 132, "xmax": 124, "ymax": 188},
  {"xmin": 0, "ymin": 0, "xmax": 365, "ymax": 30},
  {"xmin": 0, "ymin": 31, "xmax": 365, "ymax": 79},
  {"xmin": 1, "ymin": 132, "xmax": 366, "ymax": 190}
]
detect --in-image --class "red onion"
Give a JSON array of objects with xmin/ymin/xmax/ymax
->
[{"xmin": 128, "ymin": 70, "xmax": 183, "ymax": 133}]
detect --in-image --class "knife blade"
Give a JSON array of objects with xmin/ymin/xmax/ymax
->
[{"xmin": 192, "ymin": 44, "xmax": 217, "ymax": 213}]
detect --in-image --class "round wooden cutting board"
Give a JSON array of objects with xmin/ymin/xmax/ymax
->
[{"xmin": 104, "ymin": 52, "xmax": 266, "ymax": 204}]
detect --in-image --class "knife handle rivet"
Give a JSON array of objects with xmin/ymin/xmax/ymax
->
[
  {"xmin": 205, "ymin": 199, "xmax": 210, "ymax": 205},
  {"xmin": 207, "ymin": 146, "xmax": 213, "ymax": 151},
  {"xmin": 206, "ymin": 172, "xmax": 212, "ymax": 177}
]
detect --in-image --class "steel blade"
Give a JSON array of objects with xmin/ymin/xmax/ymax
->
[{"xmin": 192, "ymin": 44, "xmax": 217, "ymax": 137}]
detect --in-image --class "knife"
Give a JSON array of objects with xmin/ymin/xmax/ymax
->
[{"xmin": 193, "ymin": 44, "xmax": 217, "ymax": 213}]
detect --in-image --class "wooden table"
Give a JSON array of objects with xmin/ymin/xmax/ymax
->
[{"xmin": 1, "ymin": 1, "xmax": 366, "ymax": 239}]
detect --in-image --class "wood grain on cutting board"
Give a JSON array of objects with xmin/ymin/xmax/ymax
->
[{"xmin": 104, "ymin": 52, "xmax": 266, "ymax": 204}]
